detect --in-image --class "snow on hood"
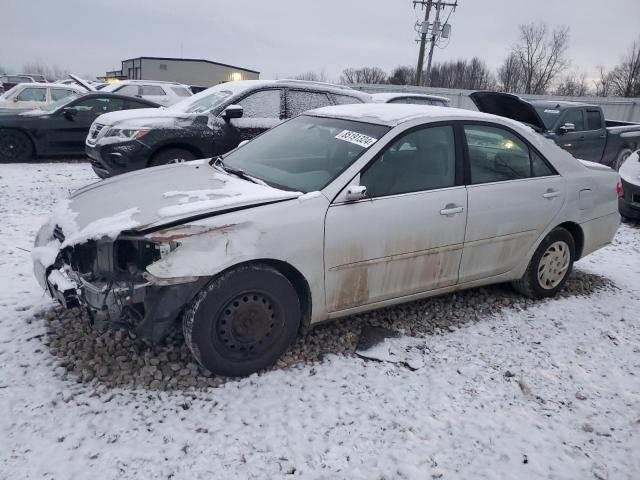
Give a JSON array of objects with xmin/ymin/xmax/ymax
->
[
  {"xmin": 93, "ymin": 107, "xmax": 172, "ymax": 127},
  {"xmin": 619, "ymin": 150, "xmax": 640, "ymax": 185},
  {"xmin": 42, "ymin": 160, "xmax": 301, "ymax": 248}
]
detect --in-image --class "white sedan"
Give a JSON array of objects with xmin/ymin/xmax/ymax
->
[
  {"xmin": 33, "ymin": 104, "xmax": 621, "ymax": 376},
  {"xmin": 0, "ymin": 82, "xmax": 85, "ymax": 110}
]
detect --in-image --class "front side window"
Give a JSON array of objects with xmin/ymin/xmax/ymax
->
[
  {"xmin": 141, "ymin": 85, "xmax": 166, "ymax": 96},
  {"xmin": 170, "ymin": 86, "xmax": 191, "ymax": 97},
  {"xmin": 563, "ymin": 109, "xmax": 585, "ymax": 131},
  {"xmin": 361, "ymin": 125, "xmax": 456, "ymax": 198},
  {"xmin": 237, "ymin": 89, "xmax": 282, "ymax": 118},
  {"xmin": 116, "ymin": 85, "xmax": 140, "ymax": 96},
  {"xmin": 465, "ymin": 124, "xmax": 554, "ymax": 184},
  {"xmin": 222, "ymin": 115, "xmax": 389, "ymax": 193},
  {"xmin": 73, "ymin": 97, "xmax": 125, "ymax": 115},
  {"xmin": 51, "ymin": 88, "xmax": 74, "ymax": 101},
  {"xmin": 286, "ymin": 90, "xmax": 332, "ymax": 117},
  {"xmin": 16, "ymin": 87, "xmax": 46, "ymax": 102}
]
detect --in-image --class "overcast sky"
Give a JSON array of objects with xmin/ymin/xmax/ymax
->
[{"xmin": 2, "ymin": 0, "xmax": 638, "ymax": 81}]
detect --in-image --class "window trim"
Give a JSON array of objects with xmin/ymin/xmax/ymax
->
[
  {"xmin": 460, "ymin": 120, "xmax": 559, "ymax": 186},
  {"xmin": 356, "ymin": 121, "xmax": 463, "ymax": 200}
]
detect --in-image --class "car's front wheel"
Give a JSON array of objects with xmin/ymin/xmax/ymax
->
[
  {"xmin": 512, "ymin": 227, "xmax": 575, "ymax": 299},
  {"xmin": 0, "ymin": 129, "xmax": 33, "ymax": 162},
  {"xmin": 149, "ymin": 148, "xmax": 196, "ymax": 167},
  {"xmin": 183, "ymin": 264, "xmax": 301, "ymax": 377}
]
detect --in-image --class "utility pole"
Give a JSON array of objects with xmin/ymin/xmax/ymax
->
[
  {"xmin": 413, "ymin": 0, "xmax": 458, "ymax": 86},
  {"xmin": 414, "ymin": 0, "xmax": 432, "ymax": 86},
  {"xmin": 425, "ymin": 0, "xmax": 442, "ymax": 85}
]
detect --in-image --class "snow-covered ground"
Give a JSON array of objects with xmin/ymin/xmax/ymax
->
[{"xmin": 1, "ymin": 162, "xmax": 639, "ymax": 479}]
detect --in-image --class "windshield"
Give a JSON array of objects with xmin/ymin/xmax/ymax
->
[
  {"xmin": 221, "ymin": 115, "xmax": 390, "ymax": 193},
  {"xmin": 534, "ymin": 106, "xmax": 561, "ymax": 130},
  {"xmin": 169, "ymin": 90, "xmax": 231, "ymax": 114}
]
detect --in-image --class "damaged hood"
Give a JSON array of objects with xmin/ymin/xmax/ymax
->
[{"xmin": 53, "ymin": 160, "xmax": 301, "ymax": 246}]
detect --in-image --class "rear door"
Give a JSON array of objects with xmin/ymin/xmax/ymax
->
[
  {"xmin": 460, "ymin": 122, "xmax": 565, "ymax": 283},
  {"xmin": 13, "ymin": 86, "xmax": 48, "ymax": 109},
  {"xmin": 325, "ymin": 123, "xmax": 467, "ymax": 311},
  {"xmin": 230, "ymin": 88, "xmax": 284, "ymax": 142}
]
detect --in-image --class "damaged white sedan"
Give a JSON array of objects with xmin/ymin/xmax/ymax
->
[{"xmin": 33, "ymin": 104, "xmax": 621, "ymax": 377}]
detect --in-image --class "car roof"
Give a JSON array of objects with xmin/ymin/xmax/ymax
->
[
  {"xmin": 370, "ymin": 92, "xmax": 450, "ymax": 103},
  {"xmin": 202, "ymin": 79, "xmax": 371, "ymax": 99},
  {"xmin": 111, "ymin": 80, "xmax": 188, "ymax": 86},
  {"xmin": 529, "ymin": 100, "xmax": 598, "ymax": 109},
  {"xmin": 78, "ymin": 92, "xmax": 162, "ymax": 107},
  {"xmin": 308, "ymin": 103, "xmax": 506, "ymax": 127}
]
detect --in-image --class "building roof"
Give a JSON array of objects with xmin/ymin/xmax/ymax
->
[{"xmin": 121, "ymin": 56, "xmax": 260, "ymax": 74}]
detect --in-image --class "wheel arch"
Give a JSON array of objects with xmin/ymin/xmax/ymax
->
[{"xmin": 556, "ymin": 221, "xmax": 584, "ymax": 260}]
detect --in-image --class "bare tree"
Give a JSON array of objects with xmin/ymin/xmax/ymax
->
[
  {"xmin": 340, "ymin": 67, "xmax": 387, "ymax": 84},
  {"xmin": 554, "ymin": 71, "xmax": 590, "ymax": 96},
  {"xmin": 593, "ymin": 65, "xmax": 612, "ymax": 97},
  {"xmin": 293, "ymin": 70, "xmax": 328, "ymax": 82},
  {"xmin": 428, "ymin": 57, "xmax": 495, "ymax": 89},
  {"xmin": 608, "ymin": 38, "xmax": 640, "ymax": 97},
  {"xmin": 497, "ymin": 52, "xmax": 523, "ymax": 93},
  {"xmin": 512, "ymin": 23, "xmax": 570, "ymax": 94},
  {"xmin": 388, "ymin": 65, "xmax": 416, "ymax": 86},
  {"xmin": 21, "ymin": 60, "xmax": 69, "ymax": 81}
]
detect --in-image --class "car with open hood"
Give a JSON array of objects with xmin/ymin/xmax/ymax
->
[
  {"xmin": 84, "ymin": 79, "xmax": 371, "ymax": 178},
  {"xmin": 34, "ymin": 103, "xmax": 621, "ymax": 377},
  {"xmin": 470, "ymin": 91, "xmax": 640, "ymax": 169}
]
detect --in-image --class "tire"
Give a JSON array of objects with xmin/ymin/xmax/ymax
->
[
  {"xmin": 0, "ymin": 129, "xmax": 33, "ymax": 163},
  {"xmin": 182, "ymin": 264, "xmax": 301, "ymax": 377},
  {"xmin": 512, "ymin": 227, "xmax": 575, "ymax": 299},
  {"xmin": 149, "ymin": 148, "xmax": 196, "ymax": 167},
  {"xmin": 613, "ymin": 148, "xmax": 633, "ymax": 171}
]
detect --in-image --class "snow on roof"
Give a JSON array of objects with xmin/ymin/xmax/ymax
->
[
  {"xmin": 370, "ymin": 92, "xmax": 451, "ymax": 103},
  {"xmin": 308, "ymin": 103, "xmax": 496, "ymax": 126},
  {"xmin": 11, "ymin": 82, "xmax": 84, "ymax": 90}
]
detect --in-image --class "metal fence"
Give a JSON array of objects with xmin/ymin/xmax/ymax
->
[{"xmin": 351, "ymin": 84, "xmax": 640, "ymax": 123}]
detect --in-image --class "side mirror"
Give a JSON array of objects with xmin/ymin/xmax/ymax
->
[
  {"xmin": 12, "ymin": 97, "xmax": 18, "ymax": 102},
  {"xmin": 558, "ymin": 122, "xmax": 575, "ymax": 134},
  {"xmin": 62, "ymin": 107, "xmax": 78, "ymax": 119},
  {"xmin": 345, "ymin": 185, "xmax": 367, "ymax": 202},
  {"xmin": 222, "ymin": 104, "xmax": 243, "ymax": 121}
]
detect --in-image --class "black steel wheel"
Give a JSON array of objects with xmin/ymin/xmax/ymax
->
[
  {"xmin": 183, "ymin": 264, "xmax": 301, "ymax": 377},
  {"xmin": 0, "ymin": 129, "xmax": 33, "ymax": 162}
]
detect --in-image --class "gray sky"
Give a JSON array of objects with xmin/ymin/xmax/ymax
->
[{"xmin": 2, "ymin": 0, "xmax": 638, "ymax": 81}]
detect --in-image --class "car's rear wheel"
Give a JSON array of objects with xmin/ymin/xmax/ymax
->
[
  {"xmin": 183, "ymin": 264, "xmax": 301, "ymax": 377},
  {"xmin": 0, "ymin": 129, "xmax": 33, "ymax": 163},
  {"xmin": 512, "ymin": 227, "xmax": 575, "ymax": 299},
  {"xmin": 149, "ymin": 148, "xmax": 196, "ymax": 167}
]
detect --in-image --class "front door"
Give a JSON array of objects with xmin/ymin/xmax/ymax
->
[
  {"xmin": 460, "ymin": 123, "xmax": 565, "ymax": 283},
  {"xmin": 557, "ymin": 108, "xmax": 591, "ymax": 160},
  {"xmin": 324, "ymin": 124, "xmax": 467, "ymax": 312}
]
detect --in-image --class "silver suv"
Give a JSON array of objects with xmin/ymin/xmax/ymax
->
[{"xmin": 102, "ymin": 80, "xmax": 192, "ymax": 106}]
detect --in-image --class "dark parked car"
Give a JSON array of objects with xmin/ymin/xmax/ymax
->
[
  {"xmin": 0, "ymin": 93, "xmax": 160, "ymax": 162},
  {"xmin": 0, "ymin": 74, "xmax": 46, "ymax": 93},
  {"xmin": 470, "ymin": 91, "xmax": 640, "ymax": 169},
  {"xmin": 85, "ymin": 79, "xmax": 371, "ymax": 178},
  {"xmin": 619, "ymin": 150, "xmax": 640, "ymax": 220}
]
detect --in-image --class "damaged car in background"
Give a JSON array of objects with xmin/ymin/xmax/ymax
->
[{"xmin": 33, "ymin": 103, "xmax": 621, "ymax": 377}]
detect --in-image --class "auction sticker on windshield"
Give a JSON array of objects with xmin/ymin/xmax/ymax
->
[{"xmin": 335, "ymin": 130, "xmax": 378, "ymax": 148}]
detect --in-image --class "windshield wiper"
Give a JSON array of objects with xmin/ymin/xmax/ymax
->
[{"xmin": 211, "ymin": 156, "xmax": 267, "ymax": 186}]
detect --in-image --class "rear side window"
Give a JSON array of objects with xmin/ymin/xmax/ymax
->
[
  {"xmin": 563, "ymin": 109, "xmax": 585, "ymax": 131},
  {"xmin": 170, "ymin": 87, "xmax": 191, "ymax": 97},
  {"xmin": 16, "ymin": 87, "xmax": 46, "ymax": 102},
  {"xmin": 141, "ymin": 85, "xmax": 165, "ymax": 96},
  {"xmin": 116, "ymin": 85, "xmax": 139, "ymax": 96},
  {"xmin": 237, "ymin": 89, "xmax": 282, "ymax": 118},
  {"xmin": 464, "ymin": 124, "xmax": 554, "ymax": 184},
  {"xmin": 51, "ymin": 88, "xmax": 74, "ymax": 101},
  {"xmin": 586, "ymin": 110, "xmax": 603, "ymax": 130},
  {"xmin": 333, "ymin": 94, "xmax": 364, "ymax": 105},
  {"xmin": 286, "ymin": 90, "xmax": 332, "ymax": 117}
]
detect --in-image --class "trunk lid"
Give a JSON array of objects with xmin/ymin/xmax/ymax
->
[{"xmin": 469, "ymin": 91, "xmax": 547, "ymax": 132}]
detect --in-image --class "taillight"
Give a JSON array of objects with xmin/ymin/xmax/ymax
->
[{"xmin": 616, "ymin": 180, "xmax": 624, "ymax": 199}]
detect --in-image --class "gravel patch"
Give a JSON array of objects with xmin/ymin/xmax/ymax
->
[{"xmin": 37, "ymin": 268, "xmax": 614, "ymax": 391}]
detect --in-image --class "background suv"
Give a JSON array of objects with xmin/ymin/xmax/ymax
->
[
  {"xmin": 101, "ymin": 80, "xmax": 193, "ymax": 106},
  {"xmin": 85, "ymin": 79, "xmax": 371, "ymax": 178}
]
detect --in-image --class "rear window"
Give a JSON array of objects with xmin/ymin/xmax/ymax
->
[
  {"xmin": 586, "ymin": 110, "xmax": 603, "ymax": 130},
  {"xmin": 170, "ymin": 87, "xmax": 192, "ymax": 97}
]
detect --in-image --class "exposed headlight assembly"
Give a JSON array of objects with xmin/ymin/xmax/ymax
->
[{"xmin": 106, "ymin": 127, "xmax": 150, "ymax": 140}]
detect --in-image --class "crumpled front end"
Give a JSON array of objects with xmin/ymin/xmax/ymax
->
[{"xmin": 32, "ymin": 223, "xmax": 205, "ymax": 343}]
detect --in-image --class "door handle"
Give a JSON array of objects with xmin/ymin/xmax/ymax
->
[
  {"xmin": 440, "ymin": 204, "xmax": 464, "ymax": 216},
  {"xmin": 542, "ymin": 190, "xmax": 561, "ymax": 199}
]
